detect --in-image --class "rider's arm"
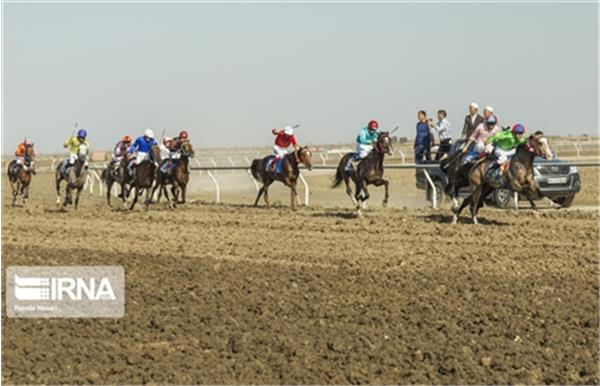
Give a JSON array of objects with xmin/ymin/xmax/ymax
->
[
  {"xmin": 485, "ymin": 131, "xmax": 501, "ymax": 145},
  {"xmin": 63, "ymin": 137, "xmax": 72, "ymax": 148},
  {"xmin": 272, "ymin": 128, "xmax": 281, "ymax": 135},
  {"xmin": 128, "ymin": 139, "xmax": 138, "ymax": 153}
]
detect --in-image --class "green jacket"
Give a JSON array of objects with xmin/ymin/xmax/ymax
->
[
  {"xmin": 485, "ymin": 130, "xmax": 525, "ymax": 151},
  {"xmin": 356, "ymin": 127, "xmax": 380, "ymax": 145}
]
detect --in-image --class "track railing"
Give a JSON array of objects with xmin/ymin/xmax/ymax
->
[{"xmin": 88, "ymin": 161, "xmax": 600, "ymax": 209}]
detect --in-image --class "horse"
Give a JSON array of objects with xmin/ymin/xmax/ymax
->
[
  {"xmin": 452, "ymin": 133, "xmax": 553, "ymax": 224},
  {"xmin": 332, "ymin": 131, "xmax": 393, "ymax": 215},
  {"xmin": 101, "ymin": 159, "xmax": 129, "ymax": 207},
  {"xmin": 7, "ymin": 146, "xmax": 35, "ymax": 207},
  {"xmin": 55, "ymin": 145, "xmax": 90, "ymax": 209},
  {"xmin": 151, "ymin": 141, "xmax": 195, "ymax": 208},
  {"xmin": 127, "ymin": 145, "xmax": 162, "ymax": 211},
  {"xmin": 440, "ymin": 142, "xmax": 473, "ymax": 209},
  {"xmin": 250, "ymin": 146, "xmax": 312, "ymax": 210}
]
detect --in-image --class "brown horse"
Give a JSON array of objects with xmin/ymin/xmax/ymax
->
[
  {"xmin": 7, "ymin": 146, "xmax": 35, "ymax": 207},
  {"xmin": 250, "ymin": 147, "xmax": 312, "ymax": 210},
  {"xmin": 101, "ymin": 159, "xmax": 128, "ymax": 207},
  {"xmin": 152, "ymin": 141, "xmax": 195, "ymax": 208},
  {"xmin": 55, "ymin": 145, "xmax": 90, "ymax": 209},
  {"xmin": 332, "ymin": 132, "xmax": 393, "ymax": 215},
  {"xmin": 453, "ymin": 133, "xmax": 553, "ymax": 224},
  {"xmin": 127, "ymin": 145, "xmax": 161, "ymax": 211}
]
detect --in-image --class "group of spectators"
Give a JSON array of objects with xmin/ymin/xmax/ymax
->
[{"xmin": 413, "ymin": 103, "xmax": 497, "ymax": 163}]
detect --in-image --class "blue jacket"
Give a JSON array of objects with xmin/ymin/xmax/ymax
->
[
  {"xmin": 415, "ymin": 121, "xmax": 431, "ymax": 145},
  {"xmin": 128, "ymin": 136, "xmax": 158, "ymax": 154}
]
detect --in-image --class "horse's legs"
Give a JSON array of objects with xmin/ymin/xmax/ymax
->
[
  {"xmin": 55, "ymin": 176, "xmax": 62, "ymax": 205},
  {"xmin": 180, "ymin": 184, "xmax": 187, "ymax": 204},
  {"xmin": 263, "ymin": 181, "xmax": 273, "ymax": 207},
  {"xmin": 254, "ymin": 186, "xmax": 265, "ymax": 207},
  {"xmin": 106, "ymin": 180, "xmax": 113, "ymax": 206},
  {"xmin": 452, "ymin": 195, "xmax": 472, "ymax": 224},
  {"xmin": 21, "ymin": 182, "xmax": 29, "ymax": 205},
  {"xmin": 522, "ymin": 188, "xmax": 538, "ymax": 211},
  {"xmin": 129, "ymin": 186, "xmax": 139, "ymax": 210},
  {"xmin": 74, "ymin": 188, "xmax": 82, "ymax": 210},
  {"xmin": 63, "ymin": 185, "xmax": 71, "ymax": 207},
  {"xmin": 10, "ymin": 180, "xmax": 18, "ymax": 207},
  {"xmin": 290, "ymin": 181, "xmax": 298, "ymax": 210},
  {"xmin": 370, "ymin": 178, "xmax": 389, "ymax": 207},
  {"xmin": 469, "ymin": 185, "xmax": 487, "ymax": 224},
  {"xmin": 343, "ymin": 176, "xmax": 357, "ymax": 206},
  {"xmin": 144, "ymin": 187, "xmax": 152, "ymax": 211}
]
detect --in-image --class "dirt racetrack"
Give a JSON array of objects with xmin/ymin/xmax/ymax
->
[{"xmin": 2, "ymin": 170, "xmax": 599, "ymax": 384}]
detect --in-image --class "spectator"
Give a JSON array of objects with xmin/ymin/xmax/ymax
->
[
  {"xmin": 483, "ymin": 105, "xmax": 494, "ymax": 120},
  {"xmin": 461, "ymin": 102, "xmax": 484, "ymax": 139},
  {"xmin": 429, "ymin": 109, "xmax": 452, "ymax": 160},
  {"xmin": 414, "ymin": 110, "xmax": 433, "ymax": 164}
]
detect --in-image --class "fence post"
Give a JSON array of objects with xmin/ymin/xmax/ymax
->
[
  {"xmin": 422, "ymin": 169, "xmax": 437, "ymax": 209},
  {"xmin": 206, "ymin": 170, "xmax": 220, "ymax": 203},
  {"xmin": 298, "ymin": 172, "xmax": 309, "ymax": 206},
  {"xmin": 397, "ymin": 149, "xmax": 406, "ymax": 164}
]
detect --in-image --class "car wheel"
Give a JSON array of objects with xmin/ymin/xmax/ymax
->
[
  {"xmin": 553, "ymin": 194, "xmax": 575, "ymax": 208},
  {"xmin": 493, "ymin": 188, "xmax": 513, "ymax": 209}
]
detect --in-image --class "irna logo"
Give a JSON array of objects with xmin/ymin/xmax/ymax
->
[{"xmin": 15, "ymin": 275, "xmax": 116, "ymax": 301}]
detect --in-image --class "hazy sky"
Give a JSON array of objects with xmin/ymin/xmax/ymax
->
[{"xmin": 3, "ymin": 1, "xmax": 598, "ymax": 154}]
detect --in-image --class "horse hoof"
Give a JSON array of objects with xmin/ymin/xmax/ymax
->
[
  {"xmin": 472, "ymin": 217, "xmax": 478, "ymax": 225},
  {"xmin": 382, "ymin": 201, "xmax": 388, "ymax": 208},
  {"xmin": 452, "ymin": 215, "xmax": 458, "ymax": 224}
]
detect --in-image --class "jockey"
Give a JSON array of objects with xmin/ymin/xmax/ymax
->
[
  {"xmin": 486, "ymin": 123, "xmax": 527, "ymax": 176},
  {"xmin": 13, "ymin": 139, "xmax": 36, "ymax": 174},
  {"xmin": 461, "ymin": 115, "xmax": 501, "ymax": 164},
  {"xmin": 109, "ymin": 135, "xmax": 132, "ymax": 171},
  {"xmin": 270, "ymin": 126, "xmax": 299, "ymax": 171},
  {"xmin": 62, "ymin": 129, "xmax": 90, "ymax": 174},
  {"xmin": 159, "ymin": 136, "xmax": 180, "ymax": 174},
  {"xmin": 345, "ymin": 120, "xmax": 380, "ymax": 171},
  {"xmin": 173, "ymin": 130, "xmax": 190, "ymax": 149},
  {"xmin": 127, "ymin": 129, "xmax": 158, "ymax": 176}
]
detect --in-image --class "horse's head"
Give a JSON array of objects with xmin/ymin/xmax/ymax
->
[
  {"xmin": 24, "ymin": 145, "xmax": 35, "ymax": 162},
  {"xmin": 375, "ymin": 132, "xmax": 393, "ymax": 155},
  {"xmin": 151, "ymin": 144, "xmax": 162, "ymax": 164},
  {"xmin": 526, "ymin": 132, "xmax": 553, "ymax": 159},
  {"xmin": 297, "ymin": 146, "xmax": 312, "ymax": 170},
  {"xmin": 77, "ymin": 144, "xmax": 90, "ymax": 162},
  {"xmin": 180, "ymin": 141, "xmax": 195, "ymax": 158}
]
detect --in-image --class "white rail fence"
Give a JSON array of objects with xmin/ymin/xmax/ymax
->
[{"xmin": 86, "ymin": 161, "xmax": 600, "ymax": 210}]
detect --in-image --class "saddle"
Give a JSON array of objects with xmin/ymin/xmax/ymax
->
[{"xmin": 265, "ymin": 156, "xmax": 285, "ymax": 173}]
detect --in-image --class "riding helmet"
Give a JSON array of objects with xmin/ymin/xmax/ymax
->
[
  {"xmin": 485, "ymin": 115, "xmax": 497, "ymax": 125},
  {"xmin": 144, "ymin": 129, "xmax": 154, "ymax": 139},
  {"xmin": 512, "ymin": 124, "xmax": 526, "ymax": 135},
  {"xmin": 284, "ymin": 127, "xmax": 294, "ymax": 136},
  {"xmin": 77, "ymin": 129, "xmax": 87, "ymax": 138},
  {"xmin": 368, "ymin": 120, "xmax": 379, "ymax": 130},
  {"xmin": 123, "ymin": 135, "xmax": 132, "ymax": 143},
  {"xmin": 179, "ymin": 130, "xmax": 189, "ymax": 140}
]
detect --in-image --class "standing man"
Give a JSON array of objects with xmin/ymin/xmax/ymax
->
[
  {"xmin": 414, "ymin": 110, "xmax": 433, "ymax": 164},
  {"xmin": 429, "ymin": 109, "xmax": 452, "ymax": 160},
  {"xmin": 461, "ymin": 102, "xmax": 484, "ymax": 139}
]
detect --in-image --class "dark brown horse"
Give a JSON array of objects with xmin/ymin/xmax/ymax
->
[
  {"xmin": 101, "ymin": 159, "xmax": 128, "ymax": 207},
  {"xmin": 152, "ymin": 141, "xmax": 195, "ymax": 208},
  {"xmin": 7, "ymin": 146, "xmax": 35, "ymax": 207},
  {"xmin": 127, "ymin": 145, "xmax": 161, "ymax": 211},
  {"xmin": 452, "ymin": 133, "xmax": 553, "ymax": 224},
  {"xmin": 440, "ymin": 145, "xmax": 473, "ymax": 209},
  {"xmin": 55, "ymin": 145, "xmax": 90, "ymax": 209},
  {"xmin": 250, "ymin": 147, "xmax": 312, "ymax": 210},
  {"xmin": 332, "ymin": 132, "xmax": 393, "ymax": 215}
]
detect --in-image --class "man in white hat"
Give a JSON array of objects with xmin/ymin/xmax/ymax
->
[
  {"xmin": 483, "ymin": 106, "xmax": 494, "ymax": 120},
  {"xmin": 127, "ymin": 129, "xmax": 159, "ymax": 177},
  {"xmin": 461, "ymin": 102, "xmax": 484, "ymax": 139}
]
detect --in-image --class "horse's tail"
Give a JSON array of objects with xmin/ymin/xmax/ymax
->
[
  {"xmin": 332, "ymin": 157, "xmax": 347, "ymax": 189},
  {"xmin": 250, "ymin": 159, "xmax": 262, "ymax": 181}
]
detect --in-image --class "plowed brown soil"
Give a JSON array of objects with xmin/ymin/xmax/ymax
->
[{"xmin": 2, "ymin": 171, "xmax": 598, "ymax": 384}]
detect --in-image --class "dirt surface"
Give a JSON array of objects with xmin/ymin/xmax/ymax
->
[{"xmin": 2, "ymin": 171, "xmax": 599, "ymax": 384}]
